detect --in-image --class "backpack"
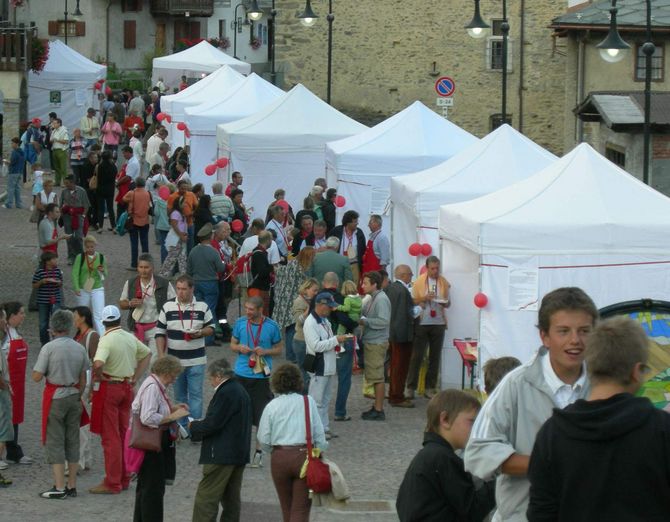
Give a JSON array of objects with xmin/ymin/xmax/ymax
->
[{"xmin": 233, "ymin": 252, "xmax": 255, "ymax": 288}]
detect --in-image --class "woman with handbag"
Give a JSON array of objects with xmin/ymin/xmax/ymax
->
[
  {"xmin": 159, "ymin": 196, "xmax": 188, "ymax": 277},
  {"xmin": 258, "ymin": 363, "xmax": 328, "ymax": 522},
  {"xmin": 131, "ymin": 355, "xmax": 189, "ymax": 522}
]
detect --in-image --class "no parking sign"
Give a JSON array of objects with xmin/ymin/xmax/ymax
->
[{"xmin": 435, "ymin": 77, "xmax": 456, "ymax": 98}]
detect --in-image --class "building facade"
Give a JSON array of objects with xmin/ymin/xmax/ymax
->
[{"xmin": 272, "ymin": 0, "xmax": 571, "ymax": 153}]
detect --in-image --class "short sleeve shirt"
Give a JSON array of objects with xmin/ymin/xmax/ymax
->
[
  {"xmin": 33, "ymin": 337, "xmax": 89, "ymax": 399},
  {"xmin": 94, "ymin": 328, "xmax": 150, "ymax": 378},
  {"xmin": 232, "ymin": 317, "xmax": 282, "ymax": 379}
]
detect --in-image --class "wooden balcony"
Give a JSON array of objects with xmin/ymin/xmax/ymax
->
[
  {"xmin": 0, "ymin": 23, "xmax": 37, "ymax": 72},
  {"xmin": 150, "ymin": 0, "xmax": 214, "ymax": 17}
]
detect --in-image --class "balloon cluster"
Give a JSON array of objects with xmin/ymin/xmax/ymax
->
[
  {"xmin": 204, "ymin": 158, "xmax": 229, "ymax": 176},
  {"xmin": 408, "ymin": 243, "xmax": 432, "ymax": 257}
]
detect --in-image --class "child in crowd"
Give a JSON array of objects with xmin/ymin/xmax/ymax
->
[
  {"xmin": 31, "ymin": 251, "xmax": 63, "ymax": 346},
  {"xmin": 483, "ymin": 356, "xmax": 522, "ymax": 395},
  {"xmin": 336, "ymin": 280, "xmax": 362, "ymax": 336},
  {"xmin": 396, "ymin": 390, "xmax": 495, "ymax": 522}
]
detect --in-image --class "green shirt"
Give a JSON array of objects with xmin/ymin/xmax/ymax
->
[{"xmin": 72, "ymin": 252, "xmax": 107, "ymax": 292}]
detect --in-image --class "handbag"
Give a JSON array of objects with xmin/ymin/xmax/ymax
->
[
  {"xmin": 29, "ymin": 205, "xmax": 40, "ymax": 223},
  {"xmin": 88, "ymin": 164, "xmax": 98, "ymax": 190},
  {"xmin": 303, "ymin": 395, "xmax": 332, "ymax": 494}
]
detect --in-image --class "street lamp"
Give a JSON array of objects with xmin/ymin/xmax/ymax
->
[
  {"xmin": 598, "ymin": 0, "xmax": 651, "ymax": 185},
  {"xmin": 465, "ymin": 0, "xmax": 510, "ymax": 126},
  {"xmin": 297, "ymin": 0, "xmax": 318, "ymax": 27},
  {"xmin": 233, "ymin": 3, "xmax": 251, "ymax": 59},
  {"xmin": 270, "ymin": 0, "xmax": 277, "ymax": 85},
  {"xmin": 248, "ymin": 0, "xmax": 263, "ymax": 21},
  {"xmin": 63, "ymin": 0, "xmax": 83, "ymax": 45},
  {"xmin": 297, "ymin": 1, "xmax": 335, "ymax": 104}
]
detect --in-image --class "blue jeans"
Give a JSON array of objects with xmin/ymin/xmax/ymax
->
[
  {"xmin": 129, "ymin": 224, "xmax": 150, "ymax": 268},
  {"xmin": 173, "ymin": 364, "xmax": 205, "ymax": 426},
  {"xmin": 292, "ymin": 339, "xmax": 310, "ymax": 393},
  {"xmin": 38, "ymin": 302, "xmax": 60, "ymax": 345},
  {"xmin": 284, "ymin": 324, "xmax": 296, "ymax": 363},
  {"xmin": 335, "ymin": 340, "xmax": 354, "ymax": 418},
  {"xmin": 5, "ymin": 173, "xmax": 23, "ymax": 208},
  {"xmin": 158, "ymin": 229, "xmax": 168, "ymax": 263},
  {"xmin": 195, "ymin": 280, "xmax": 219, "ymax": 345},
  {"xmin": 187, "ymin": 224, "xmax": 195, "ymax": 254}
]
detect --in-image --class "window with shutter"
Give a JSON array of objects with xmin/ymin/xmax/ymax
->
[
  {"xmin": 124, "ymin": 20, "xmax": 137, "ymax": 49},
  {"xmin": 486, "ymin": 19, "xmax": 513, "ymax": 72},
  {"xmin": 48, "ymin": 21, "xmax": 58, "ymax": 36},
  {"xmin": 189, "ymin": 21, "xmax": 201, "ymax": 40}
]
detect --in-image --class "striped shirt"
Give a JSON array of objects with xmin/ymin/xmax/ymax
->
[
  {"xmin": 155, "ymin": 297, "xmax": 213, "ymax": 367},
  {"xmin": 32, "ymin": 267, "xmax": 63, "ymax": 305}
]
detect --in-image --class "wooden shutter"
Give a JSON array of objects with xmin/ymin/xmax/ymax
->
[
  {"xmin": 48, "ymin": 21, "xmax": 58, "ymax": 36},
  {"xmin": 124, "ymin": 20, "xmax": 137, "ymax": 49},
  {"xmin": 189, "ymin": 21, "xmax": 201, "ymax": 40},
  {"xmin": 75, "ymin": 21, "xmax": 86, "ymax": 36}
]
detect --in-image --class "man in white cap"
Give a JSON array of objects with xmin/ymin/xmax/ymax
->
[{"xmin": 89, "ymin": 304, "xmax": 151, "ymax": 495}]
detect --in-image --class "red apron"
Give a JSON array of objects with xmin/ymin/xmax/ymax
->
[
  {"xmin": 89, "ymin": 379, "xmax": 107, "ymax": 435},
  {"xmin": 41, "ymin": 382, "xmax": 90, "ymax": 445},
  {"xmin": 7, "ymin": 335, "xmax": 28, "ymax": 425},
  {"xmin": 42, "ymin": 225, "xmax": 58, "ymax": 254},
  {"xmin": 359, "ymin": 238, "xmax": 382, "ymax": 293}
]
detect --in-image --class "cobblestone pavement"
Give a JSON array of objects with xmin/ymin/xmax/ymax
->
[{"xmin": 0, "ymin": 180, "xmax": 432, "ymax": 521}]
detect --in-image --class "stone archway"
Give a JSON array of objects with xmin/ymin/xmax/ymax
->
[{"xmin": 0, "ymin": 71, "xmax": 27, "ymax": 156}]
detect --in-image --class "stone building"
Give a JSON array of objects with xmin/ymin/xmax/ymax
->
[
  {"xmin": 551, "ymin": 0, "xmax": 670, "ymax": 194},
  {"xmin": 272, "ymin": 0, "xmax": 572, "ymax": 154}
]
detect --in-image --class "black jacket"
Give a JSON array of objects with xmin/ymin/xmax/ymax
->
[
  {"xmin": 528, "ymin": 393, "xmax": 670, "ymax": 522},
  {"xmin": 250, "ymin": 246, "xmax": 273, "ymax": 291},
  {"xmin": 125, "ymin": 274, "xmax": 171, "ymax": 331},
  {"xmin": 385, "ymin": 281, "xmax": 414, "ymax": 343},
  {"xmin": 291, "ymin": 232, "xmax": 315, "ymax": 257},
  {"xmin": 396, "ymin": 432, "xmax": 495, "ymax": 522},
  {"xmin": 328, "ymin": 225, "xmax": 366, "ymax": 270},
  {"xmin": 321, "ymin": 200, "xmax": 336, "ymax": 232},
  {"xmin": 190, "ymin": 378, "xmax": 252, "ymax": 466}
]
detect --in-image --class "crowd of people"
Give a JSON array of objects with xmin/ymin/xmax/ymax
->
[{"xmin": 2, "ymin": 86, "xmax": 669, "ymax": 522}]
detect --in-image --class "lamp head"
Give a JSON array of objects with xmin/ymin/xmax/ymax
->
[
  {"xmin": 465, "ymin": 0, "xmax": 489, "ymax": 39},
  {"xmin": 596, "ymin": 4, "xmax": 631, "ymax": 63},
  {"xmin": 248, "ymin": 0, "xmax": 263, "ymax": 21},
  {"xmin": 298, "ymin": 0, "xmax": 318, "ymax": 27}
]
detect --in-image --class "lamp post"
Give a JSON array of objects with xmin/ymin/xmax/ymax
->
[
  {"xmin": 597, "ymin": 0, "xmax": 652, "ymax": 185},
  {"xmin": 465, "ymin": 0, "xmax": 510, "ymax": 126},
  {"xmin": 270, "ymin": 0, "xmax": 277, "ymax": 85},
  {"xmin": 233, "ymin": 3, "xmax": 247, "ymax": 59},
  {"xmin": 297, "ymin": 0, "xmax": 335, "ymax": 105},
  {"xmin": 63, "ymin": 0, "xmax": 83, "ymax": 45}
]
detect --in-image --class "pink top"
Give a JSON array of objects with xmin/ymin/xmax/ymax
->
[{"xmin": 101, "ymin": 121, "xmax": 122, "ymax": 145}]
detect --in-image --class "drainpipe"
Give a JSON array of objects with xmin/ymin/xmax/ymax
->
[
  {"xmin": 106, "ymin": 0, "xmax": 112, "ymax": 64},
  {"xmin": 518, "ymin": 0, "xmax": 525, "ymax": 132},
  {"xmin": 577, "ymin": 33, "xmax": 586, "ymax": 142}
]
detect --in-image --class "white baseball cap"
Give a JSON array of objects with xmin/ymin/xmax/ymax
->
[{"xmin": 102, "ymin": 305, "xmax": 121, "ymax": 322}]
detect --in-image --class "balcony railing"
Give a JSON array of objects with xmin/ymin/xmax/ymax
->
[
  {"xmin": 150, "ymin": 0, "xmax": 214, "ymax": 17},
  {"xmin": 0, "ymin": 22, "xmax": 37, "ymax": 72}
]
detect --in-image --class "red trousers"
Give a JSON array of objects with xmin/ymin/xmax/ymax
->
[
  {"xmin": 101, "ymin": 382, "xmax": 133, "ymax": 492},
  {"xmin": 389, "ymin": 342, "xmax": 413, "ymax": 404}
]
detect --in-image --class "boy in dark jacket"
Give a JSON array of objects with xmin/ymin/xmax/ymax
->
[
  {"xmin": 396, "ymin": 390, "xmax": 495, "ymax": 521},
  {"xmin": 528, "ymin": 316, "xmax": 670, "ymax": 522}
]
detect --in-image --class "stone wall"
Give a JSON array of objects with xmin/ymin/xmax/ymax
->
[{"xmin": 274, "ymin": 0, "xmax": 569, "ymax": 153}]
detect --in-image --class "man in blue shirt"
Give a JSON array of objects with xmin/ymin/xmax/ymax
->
[
  {"xmin": 230, "ymin": 296, "xmax": 283, "ymax": 467},
  {"xmin": 3, "ymin": 137, "xmax": 26, "ymax": 209}
]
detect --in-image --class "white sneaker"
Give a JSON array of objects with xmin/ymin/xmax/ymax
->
[
  {"xmin": 0, "ymin": 460, "xmax": 8, "ymax": 470},
  {"xmin": 405, "ymin": 388, "xmax": 415, "ymax": 399},
  {"xmin": 250, "ymin": 451, "xmax": 263, "ymax": 468},
  {"xmin": 16, "ymin": 456, "xmax": 33, "ymax": 465}
]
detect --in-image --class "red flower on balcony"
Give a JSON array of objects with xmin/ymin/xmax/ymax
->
[{"xmin": 31, "ymin": 37, "xmax": 49, "ymax": 74}]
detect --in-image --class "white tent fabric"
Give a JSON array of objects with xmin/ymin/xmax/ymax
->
[
  {"xmin": 28, "ymin": 40, "xmax": 106, "ymax": 132},
  {"xmin": 217, "ymin": 84, "xmax": 367, "ymax": 218},
  {"xmin": 184, "ymin": 73, "xmax": 284, "ymax": 194},
  {"xmin": 390, "ymin": 124, "xmax": 557, "ymax": 269},
  {"xmin": 436, "ymin": 143, "xmax": 670, "ymax": 387},
  {"xmin": 160, "ymin": 65, "xmax": 245, "ymax": 148},
  {"xmin": 151, "ymin": 41, "xmax": 251, "ymax": 88},
  {"xmin": 325, "ymin": 101, "xmax": 478, "ymax": 220}
]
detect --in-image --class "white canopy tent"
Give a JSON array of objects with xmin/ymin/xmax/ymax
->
[
  {"xmin": 28, "ymin": 40, "xmax": 106, "ymax": 132},
  {"xmin": 325, "ymin": 101, "xmax": 477, "ymax": 220},
  {"xmin": 437, "ymin": 143, "xmax": 670, "ymax": 388},
  {"xmin": 217, "ymin": 84, "xmax": 368, "ymax": 218},
  {"xmin": 390, "ymin": 124, "xmax": 557, "ymax": 270},
  {"xmin": 160, "ymin": 65, "xmax": 245, "ymax": 148},
  {"xmin": 184, "ymin": 73, "xmax": 284, "ymax": 194},
  {"xmin": 151, "ymin": 41, "xmax": 251, "ymax": 88}
]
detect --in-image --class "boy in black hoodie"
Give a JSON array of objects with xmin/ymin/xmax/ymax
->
[
  {"xmin": 396, "ymin": 390, "xmax": 495, "ymax": 522},
  {"xmin": 528, "ymin": 315, "xmax": 670, "ymax": 522}
]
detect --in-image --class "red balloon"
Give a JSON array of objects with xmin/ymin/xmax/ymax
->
[
  {"xmin": 231, "ymin": 219, "xmax": 244, "ymax": 233},
  {"xmin": 474, "ymin": 292, "xmax": 489, "ymax": 309},
  {"xmin": 204, "ymin": 164, "xmax": 217, "ymax": 176},
  {"xmin": 335, "ymin": 195, "xmax": 346, "ymax": 208},
  {"xmin": 176, "ymin": 122, "xmax": 187, "ymax": 131},
  {"xmin": 156, "ymin": 112, "xmax": 166, "ymax": 122},
  {"xmin": 165, "ymin": 114, "xmax": 172, "ymax": 123},
  {"xmin": 104, "ymin": 86, "xmax": 112, "ymax": 96},
  {"xmin": 184, "ymin": 129, "xmax": 191, "ymax": 139},
  {"xmin": 158, "ymin": 185, "xmax": 170, "ymax": 201},
  {"xmin": 216, "ymin": 157, "xmax": 229, "ymax": 168},
  {"xmin": 408, "ymin": 243, "xmax": 421, "ymax": 257},
  {"xmin": 420, "ymin": 243, "xmax": 432, "ymax": 256},
  {"xmin": 419, "ymin": 266, "xmax": 427, "ymax": 275}
]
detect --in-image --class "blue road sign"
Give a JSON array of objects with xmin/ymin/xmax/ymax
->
[{"xmin": 435, "ymin": 76, "xmax": 455, "ymax": 97}]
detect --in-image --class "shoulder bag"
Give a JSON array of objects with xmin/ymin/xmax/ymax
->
[
  {"xmin": 88, "ymin": 164, "xmax": 98, "ymax": 190},
  {"xmin": 129, "ymin": 376, "xmax": 169, "ymax": 452},
  {"xmin": 303, "ymin": 395, "xmax": 332, "ymax": 494}
]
